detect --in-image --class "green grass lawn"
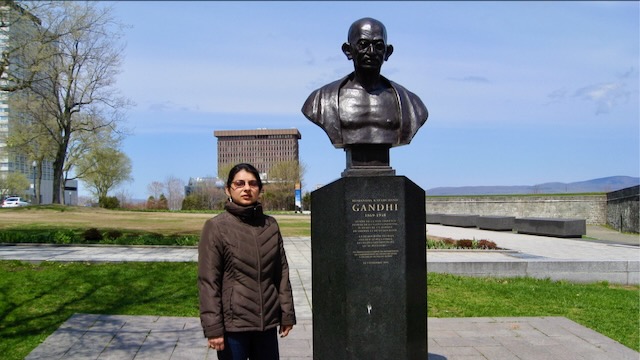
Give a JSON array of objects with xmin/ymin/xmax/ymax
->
[
  {"xmin": 1, "ymin": 261, "xmax": 637, "ymax": 359},
  {"xmin": 428, "ymin": 273, "xmax": 639, "ymax": 352},
  {"xmin": 0, "ymin": 206, "xmax": 311, "ymax": 241}
]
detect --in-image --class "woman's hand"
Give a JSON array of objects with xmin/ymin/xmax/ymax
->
[
  {"xmin": 208, "ymin": 336, "xmax": 225, "ymax": 351},
  {"xmin": 279, "ymin": 324, "xmax": 293, "ymax": 338}
]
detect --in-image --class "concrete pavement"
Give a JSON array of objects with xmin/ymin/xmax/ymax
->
[
  {"xmin": 2, "ymin": 226, "xmax": 637, "ymax": 359},
  {"xmin": 426, "ymin": 225, "xmax": 639, "ymax": 285}
]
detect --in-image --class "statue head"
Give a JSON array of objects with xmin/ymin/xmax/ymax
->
[{"xmin": 342, "ymin": 18, "xmax": 394, "ymax": 72}]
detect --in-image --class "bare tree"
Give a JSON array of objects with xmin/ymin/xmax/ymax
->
[
  {"xmin": 147, "ymin": 181, "xmax": 165, "ymax": 200},
  {"xmin": 7, "ymin": 1, "xmax": 131, "ymax": 203},
  {"xmin": 113, "ymin": 188, "xmax": 133, "ymax": 209},
  {"xmin": 268, "ymin": 160, "xmax": 305, "ymax": 185},
  {"xmin": 264, "ymin": 161, "xmax": 306, "ymax": 211},
  {"xmin": 182, "ymin": 178, "xmax": 226, "ymax": 210},
  {"xmin": 165, "ymin": 175, "xmax": 185, "ymax": 211}
]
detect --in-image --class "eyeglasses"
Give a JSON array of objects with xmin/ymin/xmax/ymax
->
[
  {"xmin": 355, "ymin": 39, "xmax": 386, "ymax": 52},
  {"xmin": 231, "ymin": 180, "xmax": 259, "ymax": 189}
]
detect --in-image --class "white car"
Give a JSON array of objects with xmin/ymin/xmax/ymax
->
[{"xmin": 1, "ymin": 197, "xmax": 30, "ymax": 208}]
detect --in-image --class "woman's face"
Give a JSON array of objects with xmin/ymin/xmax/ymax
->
[{"xmin": 225, "ymin": 169, "xmax": 260, "ymax": 206}]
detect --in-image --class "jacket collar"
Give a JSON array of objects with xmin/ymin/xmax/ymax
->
[{"xmin": 225, "ymin": 201, "xmax": 264, "ymax": 222}]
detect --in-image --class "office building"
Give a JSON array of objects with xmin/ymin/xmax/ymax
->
[
  {"xmin": 214, "ymin": 128, "xmax": 301, "ymax": 180},
  {"xmin": 184, "ymin": 176, "xmax": 224, "ymax": 196}
]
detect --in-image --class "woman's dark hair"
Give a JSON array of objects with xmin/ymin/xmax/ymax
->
[{"xmin": 226, "ymin": 163, "xmax": 263, "ymax": 190}]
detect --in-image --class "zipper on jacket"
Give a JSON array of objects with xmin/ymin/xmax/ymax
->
[{"xmin": 253, "ymin": 225, "xmax": 265, "ymax": 330}]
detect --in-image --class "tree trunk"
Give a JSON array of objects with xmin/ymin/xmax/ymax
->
[
  {"xmin": 35, "ymin": 162, "xmax": 42, "ymax": 205},
  {"xmin": 52, "ymin": 154, "xmax": 64, "ymax": 204},
  {"xmin": 52, "ymin": 122, "xmax": 71, "ymax": 204}
]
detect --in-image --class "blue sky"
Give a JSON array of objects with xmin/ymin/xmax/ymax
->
[{"xmin": 100, "ymin": 1, "xmax": 638, "ymax": 199}]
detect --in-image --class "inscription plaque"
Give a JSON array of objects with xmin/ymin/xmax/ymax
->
[{"xmin": 350, "ymin": 198, "xmax": 400, "ymax": 265}]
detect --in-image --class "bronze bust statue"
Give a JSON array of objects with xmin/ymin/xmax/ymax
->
[{"xmin": 302, "ymin": 17, "xmax": 428, "ymax": 176}]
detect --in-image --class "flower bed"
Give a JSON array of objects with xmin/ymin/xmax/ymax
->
[{"xmin": 427, "ymin": 236, "xmax": 502, "ymax": 250}]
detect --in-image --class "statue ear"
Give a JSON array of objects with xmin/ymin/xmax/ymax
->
[
  {"xmin": 342, "ymin": 42, "xmax": 354, "ymax": 60},
  {"xmin": 384, "ymin": 44, "xmax": 394, "ymax": 61}
]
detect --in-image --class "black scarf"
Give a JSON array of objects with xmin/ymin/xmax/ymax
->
[{"xmin": 225, "ymin": 201, "xmax": 265, "ymax": 225}]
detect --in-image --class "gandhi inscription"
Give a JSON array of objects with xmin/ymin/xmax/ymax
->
[{"xmin": 350, "ymin": 198, "xmax": 400, "ymax": 265}]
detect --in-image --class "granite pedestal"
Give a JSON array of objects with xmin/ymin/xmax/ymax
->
[{"xmin": 311, "ymin": 176, "xmax": 427, "ymax": 359}]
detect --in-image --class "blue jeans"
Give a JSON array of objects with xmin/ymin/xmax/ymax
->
[{"xmin": 217, "ymin": 328, "xmax": 279, "ymax": 360}]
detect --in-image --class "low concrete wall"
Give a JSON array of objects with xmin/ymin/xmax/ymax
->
[
  {"xmin": 606, "ymin": 185, "xmax": 639, "ymax": 233},
  {"xmin": 426, "ymin": 195, "xmax": 607, "ymax": 225},
  {"xmin": 427, "ymin": 259, "xmax": 639, "ymax": 285}
]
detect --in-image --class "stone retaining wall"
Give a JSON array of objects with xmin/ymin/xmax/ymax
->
[
  {"xmin": 606, "ymin": 185, "xmax": 639, "ymax": 233},
  {"xmin": 425, "ymin": 194, "xmax": 607, "ymax": 225}
]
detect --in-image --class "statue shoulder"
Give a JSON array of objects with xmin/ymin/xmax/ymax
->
[
  {"xmin": 301, "ymin": 76, "xmax": 350, "ymax": 121},
  {"xmin": 388, "ymin": 79, "xmax": 428, "ymax": 121}
]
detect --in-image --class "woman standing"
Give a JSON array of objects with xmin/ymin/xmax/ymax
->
[{"xmin": 198, "ymin": 163, "xmax": 296, "ymax": 360}]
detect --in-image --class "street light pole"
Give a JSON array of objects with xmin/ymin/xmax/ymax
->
[{"xmin": 32, "ymin": 160, "xmax": 37, "ymax": 205}]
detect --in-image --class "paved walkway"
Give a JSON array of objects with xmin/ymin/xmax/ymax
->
[
  {"xmin": 426, "ymin": 225, "xmax": 639, "ymax": 286},
  {"xmin": 1, "ymin": 226, "xmax": 636, "ymax": 359},
  {"xmin": 427, "ymin": 225, "xmax": 639, "ymax": 261}
]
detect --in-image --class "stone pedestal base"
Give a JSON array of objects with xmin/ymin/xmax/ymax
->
[
  {"xmin": 311, "ymin": 176, "xmax": 427, "ymax": 359},
  {"xmin": 342, "ymin": 145, "xmax": 396, "ymax": 177}
]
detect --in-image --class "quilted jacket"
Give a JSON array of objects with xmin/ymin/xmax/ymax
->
[{"xmin": 198, "ymin": 201, "xmax": 296, "ymax": 338}]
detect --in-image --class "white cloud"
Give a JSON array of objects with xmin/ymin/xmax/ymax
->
[
  {"xmin": 448, "ymin": 76, "xmax": 491, "ymax": 84},
  {"xmin": 146, "ymin": 100, "xmax": 199, "ymax": 113},
  {"xmin": 574, "ymin": 82, "xmax": 630, "ymax": 115},
  {"xmin": 546, "ymin": 88, "xmax": 568, "ymax": 102}
]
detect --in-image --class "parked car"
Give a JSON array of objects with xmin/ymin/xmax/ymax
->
[{"xmin": 1, "ymin": 196, "xmax": 30, "ymax": 208}]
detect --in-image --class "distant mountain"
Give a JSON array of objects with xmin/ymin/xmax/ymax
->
[{"xmin": 427, "ymin": 176, "xmax": 640, "ymax": 196}]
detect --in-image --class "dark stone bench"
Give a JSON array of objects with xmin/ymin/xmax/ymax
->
[
  {"xmin": 439, "ymin": 214, "xmax": 478, "ymax": 228},
  {"xmin": 514, "ymin": 218, "xmax": 586, "ymax": 238},
  {"xmin": 477, "ymin": 216, "xmax": 515, "ymax": 231},
  {"xmin": 426, "ymin": 213, "xmax": 443, "ymax": 224}
]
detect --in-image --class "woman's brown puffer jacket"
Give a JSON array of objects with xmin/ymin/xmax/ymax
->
[{"xmin": 198, "ymin": 201, "xmax": 296, "ymax": 338}]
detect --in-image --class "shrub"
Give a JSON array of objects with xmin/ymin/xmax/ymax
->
[
  {"xmin": 175, "ymin": 235, "xmax": 199, "ymax": 246},
  {"xmin": 456, "ymin": 239, "xmax": 474, "ymax": 249},
  {"xmin": 104, "ymin": 230, "xmax": 123, "ymax": 240},
  {"xmin": 82, "ymin": 228, "xmax": 103, "ymax": 241},
  {"xmin": 132, "ymin": 232, "xmax": 165, "ymax": 245},
  {"xmin": 53, "ymin": 229, "xmax": 75, "ymax": 244},
  {"xmin": 478, "ymin": 239, "xmax": 497, "ymax": 249},
  {"xmin": 99, "ymin": 196, "xmax": 120, "ymax": 209}
]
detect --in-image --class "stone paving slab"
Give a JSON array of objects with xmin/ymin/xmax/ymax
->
[{"xmin": 26, "ymin": 314, "xmax": 638, "ymax": 360}]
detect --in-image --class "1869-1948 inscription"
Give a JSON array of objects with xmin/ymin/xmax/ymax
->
[{"xmin": 350, "ymin": 198, "xmax": 399, "ymax": 265}]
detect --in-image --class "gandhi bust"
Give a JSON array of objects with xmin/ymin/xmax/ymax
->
[{"xmin": 302, "ymin": 17, "xmax": 428, "ymax": 150}]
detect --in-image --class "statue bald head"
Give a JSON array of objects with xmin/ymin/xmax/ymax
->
[
  {"xmin": 342, "ymin": 17, "xmax": 393, "ymax": 69},
  {"xmin": 347, "ymin": 17, "xmax": 387, "ymax": 44}
]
